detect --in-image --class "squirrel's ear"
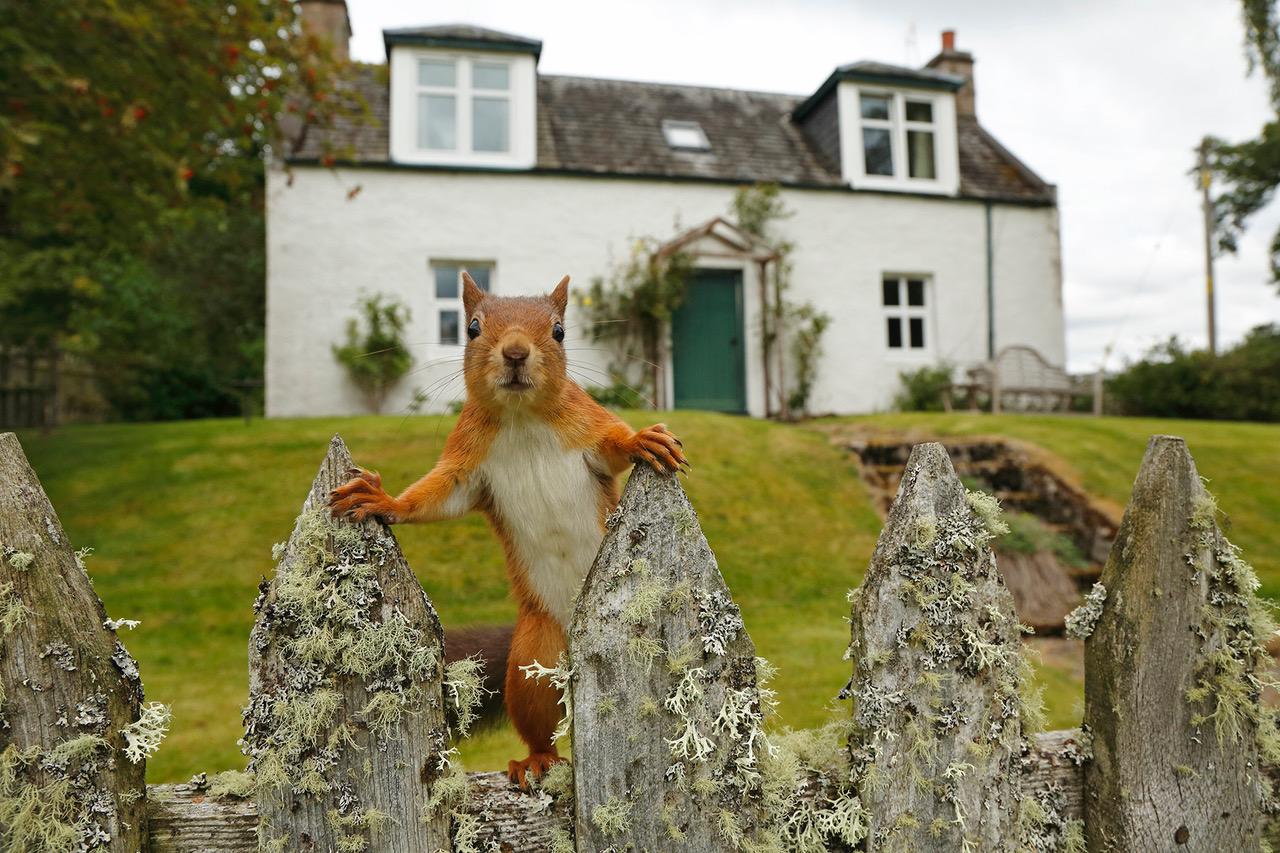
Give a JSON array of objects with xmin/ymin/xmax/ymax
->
[
  {"xmin": 462, "ymin": 271, "xmax": 484, "ymax": 317},
  {"xmin": 550, "ymin": 275, "xmax": 570, "ymax": 316}
]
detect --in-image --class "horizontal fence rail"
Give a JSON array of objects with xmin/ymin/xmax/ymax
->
[{"xmin": 0, "ymin": 430, "xmax": 1274, "ymax": 852}]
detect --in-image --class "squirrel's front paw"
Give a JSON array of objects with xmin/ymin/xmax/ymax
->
[
  {"xmin": 329, "ymin": 469, "xmax": 403, "ymax": 522},
  {"xmin": 630, "ymin": 424, "xmax": 688, "ymax": 473}
]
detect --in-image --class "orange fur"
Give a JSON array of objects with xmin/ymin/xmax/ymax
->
[{"xmin": 329, "ymin": 273, "xmax": 687, "ymax": 787}]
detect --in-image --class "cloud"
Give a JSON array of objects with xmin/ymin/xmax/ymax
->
[{"xmin": 346, "ymin": 0, "xmax": 1280, "ymax": 371}]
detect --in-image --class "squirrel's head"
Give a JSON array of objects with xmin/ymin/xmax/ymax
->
[{"xmin": 462, "ymin": 272, "xmax": 571, "ymax": 412}]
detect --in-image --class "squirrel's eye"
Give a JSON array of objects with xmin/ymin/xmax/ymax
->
[
  {"xmin": 467, "ymin": 318, "xmax": 481, "ymax": 340},
  {"xmin": 552, "ymin": 322, "xmax": 564, "ymax": 343}
]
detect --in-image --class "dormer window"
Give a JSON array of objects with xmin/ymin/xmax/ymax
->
[
  {"xmin": 663, "ymin": 120, "xmax": 710, "ymax": 151},
  {"xmin": 416, "ymin": 57, "xmax": 511, "ymax": 153},
  {"xmin": 386, "ymin": 25, "xmax": 539, "ymax": 169}
]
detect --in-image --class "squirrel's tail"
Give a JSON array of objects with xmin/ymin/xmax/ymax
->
[{"xmin": 444, "ymin": 624, "xmax": 512, "ymax": 728}]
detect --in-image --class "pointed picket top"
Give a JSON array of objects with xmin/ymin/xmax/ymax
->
[
  {"xmin": 847, "ymin": 442, "xmax": 1028, "ymax": 851},
  {"xmin": 0, "ymin": 432, "xmax": 146, "ymax": 851},
  {"xmin": 245, "ymin": 435, "xmax": 453, "ymax": 852},
  {"xmin": 569, "ymin": 464, "xmax": 769, "ymax": 852},
  {"xmin": 1083, "ymin": 435, "xmax": 1265, "ymax": 850}
]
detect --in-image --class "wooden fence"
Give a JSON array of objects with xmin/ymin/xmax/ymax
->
[{"xmin": 0, "ymin": 430, "xmax": 1274, "ymax": 852}]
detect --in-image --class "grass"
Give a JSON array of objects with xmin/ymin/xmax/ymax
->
[
  {"xmin": 840, "ymin": 413, "xmax": 1280, "ymax": 597},
  {"xmin": 13, "ymin": 411, "xmax": 1276, "ymax": 780},
  {"xmin": 14, "ymin": 412, "xmax": 881, "ymax": 782}
]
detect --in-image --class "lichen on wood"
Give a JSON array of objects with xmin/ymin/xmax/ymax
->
[
  {"xmin": 1083, "ymin": 435, "xmax": 1267, "ymax": 851},
  {"xmin": 847, "ymin": 442, "xmax": 1032, "ymax": 851},
  {"xmin": 569, "ymin": 464, "xmax": 772, "ymax": 852},
  {"xmin": 244, "ymin": 435, "xmax": 452, "ymax": 852},
  {"xmin": 0, "ymin": 432, "xmax": 147, "ymax": 851}
]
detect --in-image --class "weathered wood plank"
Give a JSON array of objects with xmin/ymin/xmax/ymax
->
[
  {"xmin": 570, "ymin": 464, "xmax": 769, "ymax": 851},
  {"xmin": 1083, "ymin": 435, "xmax": 1266, "ymax": 851},
  {"xmin": 146, "ymin": 731, "xmax": 1215, "ymax": 851},
  {"xmin": 0, "ymin": 431, "xmax": 147, "ymax": 851},
  {"xmin": 847, "ymin": 442, "xmax": 1029, "ymax": 851},
  {"xmin": 245, "ymin": 435, "xmax": 453, "ymax": 851}
]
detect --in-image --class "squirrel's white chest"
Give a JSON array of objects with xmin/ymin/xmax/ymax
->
[{"xmin": 480, "ymin": 420, "xmax": 604, "ymax": 627}]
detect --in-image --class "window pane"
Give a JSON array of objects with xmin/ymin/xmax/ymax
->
[
  {"xmin": 418, "ymin": 94, "xmax": 456, "ymax": 150},
  {"xmin": 905, "ymin": 100, "xmax": 933, "ymax": 122},
  {"xmin": 464, "ymin": 266, "xmax": 491, "ymax": 292},
  {"xmin": 419, "ymin": 59, "xmax": 455, "ymax": 87},
  {"xmin": 908, "ymin": 130, "xmax": 936, "ymax": 179},
  {"xmin": 440, "ymin": 310, "xmax": 460, "ymax": 345},
  {"xmin": 887, "ymin": 317, "xmax": 903, "ymax": 348},
  {"xmin": 907, "ymin": 279, "xmax": 925, "ymax": 306},
  {"xmin": 434, "ymin": 265, "xmax": 459, "ymax": 298},
  {"xmin": 882, "ymin": 279, "xmax": 900, "ymax": 306},
  {"xmin": 472, "ymin": 62, "xmax": 509, "ymax": 90},
  {"xmin": 863, "ymin": 127, "xmax": 894, "ymax": 176},
  {"xmin": 860, "ymin": 94, "xmax": 890, "ymax": 120},
  {"xmin": 472, "ymin": 97, "xmax": 509, "ymax": 152},
  {"xmin": 909, "ymin": 317, "xmax": 925, "ymax": 348}
]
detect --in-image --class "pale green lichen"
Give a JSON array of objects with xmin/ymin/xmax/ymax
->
[
  {"xmin": 549, "ymin": 827, "xmax": 575, "ymax": 853},
  {"xmin": 966, "ymin": 488, "xmax": 1010, "ymax": 538},
  {"xmin": 0, "ymin": 736, "xmax": 117, "ymax": 852},
  {"xmin": 626, "ymin": 635, "xmax": 664, "ymax": 674},
  {"xmin": 537, "ymin": 760, "xmax": 574, "ymax": 801},
  {"xmin": 591, "ymin": 795, "xmax": 633, "ymax": 836},
  {"xmin": 208, "ymin": 769, "xmax": 256, "ymax": 799},
  {"xmin": 5, "ymin": 552, "xmax": 33, "ymax": 571},
  {"xmin": 421, "ymin": 763, "xmax": 467, "ymax": 822},
  {"xmin": 121, "ymin": 702, "xmax": 171, "ymax": 763},
  {"xmin": 0, "ymin": 582, "xmax": 32, "ymax": 635},
  {"xmin": 621, "ymin": 569, "xmax": 668, "ymax": 625},
  {"xmin": 1064, "ymin": 583, "xmax": 1107, "ymax": 640},
  {"xmin": 443, "ymin": 656, "xmax": 486, "ymax": 739}
]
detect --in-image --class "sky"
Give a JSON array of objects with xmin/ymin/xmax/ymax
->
[{"xmin": 344, "ymin": 0, "xmax": 1280, "ymax": 373}]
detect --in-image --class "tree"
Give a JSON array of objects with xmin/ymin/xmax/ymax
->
[
  {"xmin": 0, "ymin": 0, "xmax": 366, "ymax": 416},
  {"xmin": 1205, "ymin": 1, "xmax": 1280, "ymax": 288}
]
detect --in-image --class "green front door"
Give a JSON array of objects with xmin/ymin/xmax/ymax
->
[{"xmin": 671, "ymin": 269, "xmax": 746, "ymax": 412}]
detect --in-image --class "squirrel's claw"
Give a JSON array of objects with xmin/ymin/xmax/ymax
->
[{"xmin": 631, "ymin": 424, "xmax": 688, "ymax": 474}]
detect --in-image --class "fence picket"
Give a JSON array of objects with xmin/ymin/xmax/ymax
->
[
  {"xmin": 847, "ymin": 441, "xmax": 1028, "ymax": 850},
  {"xmin": 0, "ymin": 432, "xmax": 147, "ymax": 850},
  {"xmin": 570, "ymin": 464, "xmax": 769, "ymax": 852},
  {"xmin": 245, "ymin": 435, "xmax": 453, "ymax": 852},
  {"xmin": 1083, "ymin": 435, "xmax": 1265, "ymax": 850}
]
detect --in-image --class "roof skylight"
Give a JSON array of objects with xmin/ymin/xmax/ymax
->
[{"xmin": 662, "ymin": 120, "xmax": 711, "ymax": 151}]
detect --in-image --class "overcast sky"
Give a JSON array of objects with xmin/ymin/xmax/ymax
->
[{"xmin": 345, "ymin": 0, "xmax": 1280, "ymax": 373}]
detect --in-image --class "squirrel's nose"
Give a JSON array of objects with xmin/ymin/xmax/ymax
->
[{"xmin": 502, "ymin": 343, "xmax": 530, "ymax": 366}]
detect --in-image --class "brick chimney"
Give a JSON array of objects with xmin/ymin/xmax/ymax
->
[
  {"xmin": 925, "ymin": 29, "xmax": 975, "ymax": 116},
  {"xmin": 300, "ymin": 0, "xmax": 351, "ymax": 61}
]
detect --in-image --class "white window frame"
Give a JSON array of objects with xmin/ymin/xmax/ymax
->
[
  {"xmin": 431, "ymin": 261, "xmax": 494, "ymax": 346},
  {"xmin": 881, "ymin": 274, "xmax": 933, "ymax": 355},
  {"xmin": 415, "ymin": 56, "xmax": 511, "ymax": 154},
  {"xmin": 662, "ymin": 119, "xmax": 711, "ymax": 151},
  {"xmin": 838, "ymin": 82, "xmax": 959, "ymax": 195}
]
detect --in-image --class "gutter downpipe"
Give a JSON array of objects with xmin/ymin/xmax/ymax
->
[{"xmin": 985, "ymin": 200, "xmax": 995, "ymax": 361}]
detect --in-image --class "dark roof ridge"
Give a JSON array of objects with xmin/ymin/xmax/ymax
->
[{"xmin": 538, "ymin": 72, "xmax": 805, "ymax": 102}]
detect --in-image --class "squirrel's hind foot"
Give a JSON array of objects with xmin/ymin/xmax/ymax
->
[{"xmin": 507, "ymin": 752, "xmax": 564, "ymax": 790}]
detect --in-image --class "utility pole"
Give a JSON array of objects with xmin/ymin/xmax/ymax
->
[{"xmin": 1198, "ymin": 138, "xmax": 1218, "ymax": 355}]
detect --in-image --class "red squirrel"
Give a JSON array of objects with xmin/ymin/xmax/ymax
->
[{"xmin": 329, "ymin": 272, "xmax": 687, "ymax": 787}]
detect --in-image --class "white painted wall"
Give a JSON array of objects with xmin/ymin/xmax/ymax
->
[{"xmin": 265, "ymin": 166, "xmax": 1063, "ymax": 418}]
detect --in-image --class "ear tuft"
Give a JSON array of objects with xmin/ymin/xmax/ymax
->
[
  {"xmin": 462, "ymin": 271, "xmax": 485, "ymax": 318},
  {"xmin": 550, "ymin": 275, "xmax": 570, "ymax": 316}
]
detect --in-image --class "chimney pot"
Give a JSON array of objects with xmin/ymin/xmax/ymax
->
[{"xmin": 926, "ymin": 29, "xmax": 975, "ymax": 116}]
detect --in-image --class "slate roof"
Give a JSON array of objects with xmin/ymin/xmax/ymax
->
[{"xmin": 294, "ymin": 63, "xmax": 1055, "ymax": 205}]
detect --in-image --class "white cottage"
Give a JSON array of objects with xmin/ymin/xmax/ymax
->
[{"xmin": 266, "ymin": 3, "xmax": 1064, "ymax": 418}]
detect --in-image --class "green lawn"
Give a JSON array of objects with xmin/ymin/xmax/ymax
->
[
  {"xmin": 12, "ymin": 412, "xmax": 1276, "ymax": 781},
  {"xmin": 14, "ymin": 412, "xmax": 882, "ymax": 782},
  {"xmin": 838, "ymin": 413, "xmax": 1280, "ymax": 597}
]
